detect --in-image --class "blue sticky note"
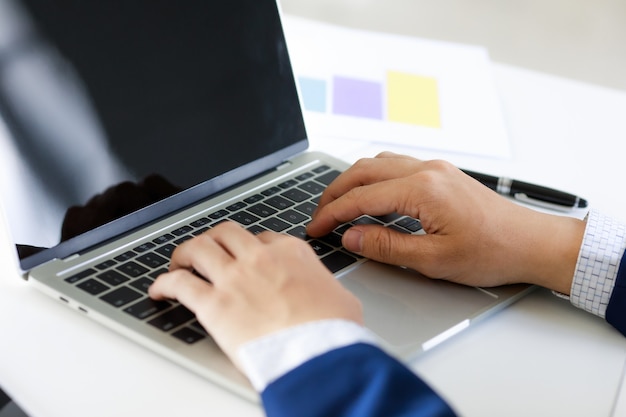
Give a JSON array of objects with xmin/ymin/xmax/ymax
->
[{"xmin": 298, "ymin": 77, "xmax": 327, "ymax": 112}]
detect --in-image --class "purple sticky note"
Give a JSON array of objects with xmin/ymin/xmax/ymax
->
[{"xmin": 332, "ymin": 76, "xmax": 383, "ymax": 120}]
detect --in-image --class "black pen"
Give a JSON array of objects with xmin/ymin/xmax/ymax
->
[{"xmin": 461, "ymin": 169, "xmax": 588, "ymax": 210}]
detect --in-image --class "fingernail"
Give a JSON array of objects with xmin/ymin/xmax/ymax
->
[{"xmin": 343, "ymin": 228, "xmax": 363, "ymax": 253}]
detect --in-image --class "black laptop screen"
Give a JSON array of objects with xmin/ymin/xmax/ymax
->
[{"xmin": 0, "ymin": 0, "xmax": 307, "ymax": 270}]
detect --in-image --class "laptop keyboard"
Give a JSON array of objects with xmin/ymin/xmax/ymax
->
[{"xmin": 63, "ymin": 165, "xmax": 423, "ymax": 345}]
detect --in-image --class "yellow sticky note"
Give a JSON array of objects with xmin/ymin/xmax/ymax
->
[{"xmin": 387, "ymin": 71, "xmax": 441, "ymax": 128}]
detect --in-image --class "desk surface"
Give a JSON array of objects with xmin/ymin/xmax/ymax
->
[{"xmin": 2, "ymin": 19, "xmax": 626, "ymax": 417}]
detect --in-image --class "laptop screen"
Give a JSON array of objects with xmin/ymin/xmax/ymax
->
[{"xmin": 0, "ymin": 0, "xmax": 307, "ymax": 271}]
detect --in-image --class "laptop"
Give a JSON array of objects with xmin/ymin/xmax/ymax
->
[{"xmin": 0, "ymin": 0, "xmax": 532, "ymax": 402}]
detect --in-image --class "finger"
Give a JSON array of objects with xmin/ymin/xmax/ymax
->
[
  {"xmin": 316, "ymin": 154, "xmax": 422, "ymax": 209},
  {"xmin": 310, "ymin": 159, "xmax": 469, "ymax": 237},
  {"xmin": 341, "ymin": 225, "xmax": 447, "ymax": 278},
  {"xmin": 169, "ymin": 230, "xmax": 234, "ymax": 283},
  {"xmin": 256, "ymin": 230, "xmax": 318, "ymax": 263},
  {"xmin": 149, "ymin": 269, "xmax": 213, "ymax": 312},
  {"xmin": 207, "ymin": 221, "xmax": 261, "ymax": 259},
  {"xmin": 255, "ymin": 232, "xmax": 296, "ymax": 249},
  {"xmin": 374, "ymin": 151, "xmax": 418, "ymax": 160},
  {"xmin": 254, "ymin": 229, "xmax": 283, "ymax": 242},
  {"xmin": 308, "ymin": 176, "xmax": 418, "ymax": 236}
]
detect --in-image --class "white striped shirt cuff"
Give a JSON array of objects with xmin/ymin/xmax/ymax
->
[
  {"xmin": 570, "ymin": 210, "xmax": 626, "ymax": 318},
  {"xmin": 237, "ymin": 319, "xmax": 380, "ymax": 392}
]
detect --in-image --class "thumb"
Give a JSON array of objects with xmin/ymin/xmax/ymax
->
[{"xmin": 342, "ymin": 225, "xmax": 426, "ymax": 268}]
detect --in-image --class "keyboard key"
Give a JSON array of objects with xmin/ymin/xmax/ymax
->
[
  {"xmin": 229, "ymin": 211, "xmax": 260, "ymax": 226},
  {"xmin": 94, "ymin": 260, "xmax": 117, "ymax": 270},
  {"xmin": 149, "ymin": 268, "xmax": 168, "ymax": 279},
  {"xmin": 136, "ymin": 253, "xmax": 169, "ymax": 269},
  {"xmin": 294, "ymin": 201, "xmax": 317, "ymax": 216},
  {"xmin": 278, "ymin": 179, "xmax": 298, "ymax": 189},
  {"xmin": 100, "ymin": 286, "xmax": 143, "ymax": 308},
  {"xmin": 261, "ymin": 186, "xmax": 281, "ymax": 196},
  {"xmin": 244, "ymin": 194, "xmax": 264, "ymax": 204},
  {"xmin": 130, "ymin": 277, "xmax": 155, "ymax": 293},
  {"xmin": 97, "ymin": 270, "xmax": 130, "ymax": 286},
  {"xmin": 247, "ymin": 225, "xmax": 267, "ymax": 235},
  {"xmin": 265, "ymin": 195, "xmax": 294, "ymax": 210},
  {"xmin": 395, "ymin": 217, "xmax": 423, "ymax": 232},
  {"xmin": 260, "ymin": 217, "xmax": 291, "ymax": 232},
  {"xmin": 353, "ymin": 216, "xmax": 383, "ymax": 226},
  {"xmin": 65, "ymin": 268, "xmax": 96, "ymax": 284},
  {"xmin": 208, "ymin": 209, "xmax": 229, "ymax": 220},
  {"xmin": 189, "ymin": 320, "xmax": 207, "ymax": 334},
  {"xmin": 226, "ymin": 201, "xmax": 247, "ymax": 212},
  {"xmin": 133, "ymin": 242, "xmax": 156, "ymax": 253},
  {"xmin": 77, "ymin": 278, "xmax": 109, "ymax": 295},
  {"xmin": 308, "ymin": 240, "xmax": 333, "ymax": 256},
  {"xmin": 319, "ymin": 232, "xmax": 343, "ymax": 248},
  {"xmin": 247, "ymin": 203, "xmax": 277, "ymax": 218},
  {"xmin": 281, "ymin": 188, "xmax": 311, "ymax": 203},
  {"xmin": 334, "ymin": 224, "xmax": 352, "ymax": 235},
  {"xmin": 116, "ymin": 261, "xmax": 149, "ymax": 278},
  {"xmin": 124, "ymin": 297, "xmax": 171, "ymax": 319},
  {"xmin": 171, "ymin": 226, "xmax": 193, "ymax": 236},
  {"xmin": 295, "ymin": 172, "xmax": 314, "ymax": 181},
  {"xmin": 278, "ymin": 209, "xmax": 308, "ymax": 225},
  {"xmin": 388, "ymin": 224, "xmax": 408, "ymax": 234},
  {"xmin": 114, "ymin": 251, "xmax": 136, "ymax": 262},
  {"xmin": 190, "ymin": 217, "xmax": 211, "ymax": 228},
  {"xmin": 172, "ymin": 327, "xmax": 206, "ymax": 344},
  {"xmin": 174, "ymin": 235, "xmax": 193, "ymax": 245},
  {"xmin": 192, "ymin": 227, "xmax": 209, "ymax": 236},
  {"xmin": 313, "ymin": 165, "xmax": 330, "ymax": 174},
  {"xmin": 375, "ymin": 213, "xmax": 403, "ymax": 223},
  {"xmin": 286, "ymin": 225, "xmax": 308, "ymax": 240},
  {"xmin": 153, "ymin": 234, "xmax": 175, "ymax": 245},
  {"xmin": 148, "ymin": 305, "xmax": 195, "ymax": 331},
  {"xmin": 320, "ymin": 251, "xmax": 357, "ymax": 273},
  {"xmin": 298, "ymin": 181, "xmax": 325, "ymax": 195},
  {"xmin": 156, "ymin": 244, "xmax": 176, "ymax": 258},
  {"xmin": 315, "ymin": 170, "xmax": 341, "ymax": 185}
]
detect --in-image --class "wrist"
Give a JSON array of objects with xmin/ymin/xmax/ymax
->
[{"xmin": 523, "ymin": 212, "xmax": 586, "ymax": 294}]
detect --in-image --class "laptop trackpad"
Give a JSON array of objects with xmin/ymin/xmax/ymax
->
[{"xmin": 339, "ymin": 262, "xmax": 498, "ymax": 356}]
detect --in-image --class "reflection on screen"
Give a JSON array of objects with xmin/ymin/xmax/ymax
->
[{"xmin": 0, "ymin": 0, "xmax": 306, "ymax": 266}]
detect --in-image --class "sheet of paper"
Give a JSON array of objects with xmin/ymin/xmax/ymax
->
[{"xmin": 283, "ymin": 16, "xmax": 511, "ymax": 159}]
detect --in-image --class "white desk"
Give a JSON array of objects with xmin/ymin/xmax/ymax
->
[{"xmin": 2, "ymin": 22, "xmax": 626, "ymax": 417}]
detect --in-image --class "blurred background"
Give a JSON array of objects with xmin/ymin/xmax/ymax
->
[{"xmin": 281, "ymin": 0, "xmax": 626, "ymax": 91}]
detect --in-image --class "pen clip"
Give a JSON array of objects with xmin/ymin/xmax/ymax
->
[{"xmin": 513, "ymin": 193, "xmax": 574, "ymax": 212}]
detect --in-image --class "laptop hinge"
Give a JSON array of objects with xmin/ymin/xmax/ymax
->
[
  {"xmin": 62, "ymin": 253, "xmax": 80, "ymax": 262},
  {"xmin": 276, "ymin": 160, "xmax": 292, "ymax": 171}
]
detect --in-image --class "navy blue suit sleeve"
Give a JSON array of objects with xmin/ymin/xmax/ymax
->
[
  {"xmin": 606, "ymin": 252, "xmax": 626, "ymax": 335},
  {"xmin": 261, "ymin": 343, "xmax": 457, "ymax": 417}
]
